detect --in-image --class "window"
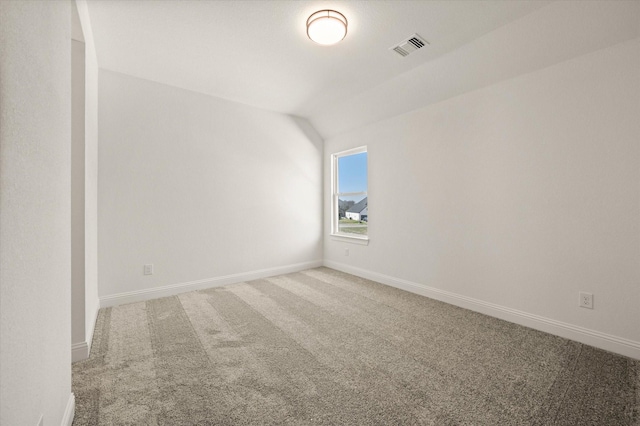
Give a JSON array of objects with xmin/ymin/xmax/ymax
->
[{"xmin": 332, "ymin": 147, "xmax": 368, "ymax": 239}]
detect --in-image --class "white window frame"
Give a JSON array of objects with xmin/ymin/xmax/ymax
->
[{"xmin": 331, "ymin": 146, "xmax": 369, "ymax": 244}]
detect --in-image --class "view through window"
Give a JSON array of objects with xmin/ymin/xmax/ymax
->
[{"xmin": 333, "ymin": 147, "xmax": 368, "ymax": 237}]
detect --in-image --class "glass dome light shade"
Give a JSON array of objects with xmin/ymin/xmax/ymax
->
[{"xmin": 307, "ymin": 10, "xmax": 348, "ymax": 45}]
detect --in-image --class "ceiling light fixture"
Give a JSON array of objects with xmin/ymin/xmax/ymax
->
[{"xmin": 306, "ymin": 10, "xmax": 347, "ymax": 46}]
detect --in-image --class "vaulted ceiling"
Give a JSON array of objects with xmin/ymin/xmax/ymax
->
[{"xmin": 86, "ymin": 1, "xmax": 639, "ymax": 138}]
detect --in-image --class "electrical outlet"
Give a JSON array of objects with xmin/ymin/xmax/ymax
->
[
  {"xmin": 344, "ymin": 248, "xmax": 349, "ymax": 257},
  {"xmin": 579, "ymin": 292, "xmax": 593, "ymax": 309},
  {"xmin": 144, "ymin": 264, "xmax": 154, "ymax": 275}
]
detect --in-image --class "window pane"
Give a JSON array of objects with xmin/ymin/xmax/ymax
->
[
  {"xmin": 338, "ymin": 152, "xmax": 367, "ymax": 193},
  {"xmin": 337, "ymin": 195, "xmax": 367, "ymax": 235}
]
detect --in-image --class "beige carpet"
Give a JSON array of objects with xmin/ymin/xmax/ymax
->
[{"xmin": 73, "ymin": 267, "xmax": 639, "ymax": 425}]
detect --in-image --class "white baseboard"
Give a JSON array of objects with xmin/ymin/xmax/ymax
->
[
  {"xmin": 100, "ymin": 260, "xmax": 324, "ymax": 308},
  {"xmin": 85, "ymin": 301, "xmax": 100, "ymax": 356},
  {"xmin": 71, "ymin": 341, "xmax": 89, "ymax": 363},
  {"xmin": 324, "ymin": 260, "xmax": 640, "ymax": 360},
  {"xmin": 61, "ymin": 393, "xmax": 75, "ymax": 426},
  {"xmin": 72, "ymin": 302, "xmax": 100, "ymax": 363}
]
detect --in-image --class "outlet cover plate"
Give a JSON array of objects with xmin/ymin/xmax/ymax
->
[
  {"xmin": 579, "ymin": 292, "xmax": 593, "ymax": 309},
  {"xmin": 144, "ymin": 264, "xmax": 154, "ymax": 275}
]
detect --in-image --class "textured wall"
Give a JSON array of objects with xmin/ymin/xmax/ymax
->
[
  {"xmin": 79, "ymin": 0, "xmax": 101, "ymax": 349},
  {"xmin": 324, "ymin": 39, "xmax": 640, "ymax": 353},
  {"xmin": 0, "ymin": 1, "xmax": 73, "ymax": 424},
  {"xmin": 71, "ymin": 38, "xmax": 87, "ymax": 349},
  {"xmin": 98, "ymin": 70, "xmax": 322, "ymax": 299},
  {"xmin": 71, "ymin": 0, "xmax": 101, "ymax": 359}
]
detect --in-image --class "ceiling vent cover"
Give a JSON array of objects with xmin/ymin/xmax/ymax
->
[{"xmin": 391, "ymin": 34, "xmax": 429, "ymax": 57}]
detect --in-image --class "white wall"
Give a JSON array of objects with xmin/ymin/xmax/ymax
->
[
  {"xmin": 71, "ymin": 0, "xmax": 100, "ymax": 362},
  {"xmin": 324, "ymin": 38, "xmax": 640, "ymax": 358},
  {"xmin": 71, "ymin": 37, "xmax": 87, "ymax": 350},
  {"xmin": 98, "ymin": 70, "xmax": 322, "ymax": 303},
  {"xmin": 0, "ymin": 1, "xmax": 74, "ymax": 425}
]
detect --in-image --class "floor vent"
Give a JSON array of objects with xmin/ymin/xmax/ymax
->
[{"xmin": 391, "ymin": 34, "xmax": 429, "ymax": 57}]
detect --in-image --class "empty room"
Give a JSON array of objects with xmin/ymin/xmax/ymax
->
[{"xmin": 1, "ymin": 0, "xmax": 639, "ymax": 425}]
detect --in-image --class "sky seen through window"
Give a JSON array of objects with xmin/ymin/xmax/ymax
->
[{"xmin": 338, "ymin": 152, "xmax": 367, "ymax": 193}]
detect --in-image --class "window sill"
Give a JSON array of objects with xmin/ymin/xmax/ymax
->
[{"xmin": 330, "ymin": 234, "xmax": 369, "ymax": 245}]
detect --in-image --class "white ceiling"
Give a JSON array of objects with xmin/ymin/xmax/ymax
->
[{"xmin": 86, "ymin": 1, "xmax": 640, "ymax": 138}]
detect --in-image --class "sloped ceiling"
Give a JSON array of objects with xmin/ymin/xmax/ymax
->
[{"xmin": 86, "ymin": 1, "xmax": 639, "ymax": 139}]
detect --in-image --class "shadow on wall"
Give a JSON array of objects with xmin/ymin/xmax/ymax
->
[{"xmin": 290, "ymin": 115, "xmax": 324, "ymax": 151}]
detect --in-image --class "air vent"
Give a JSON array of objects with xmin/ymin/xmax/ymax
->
[{"xmin": 390, "ymin": 34, "xmax": 429, "ymax": 57}]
